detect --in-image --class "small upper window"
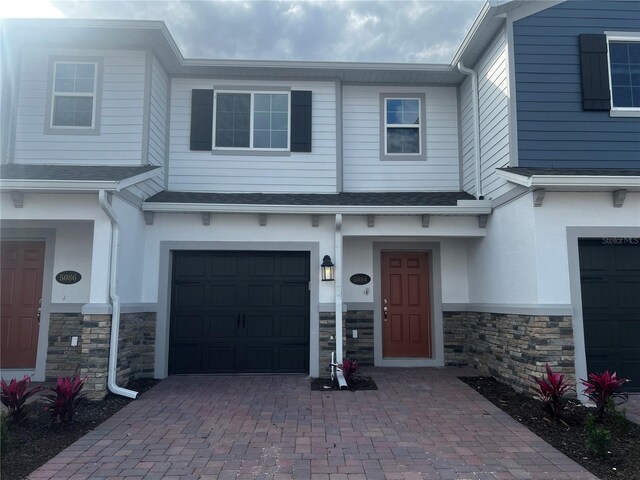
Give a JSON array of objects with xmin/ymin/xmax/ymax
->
[
  {"xmin": 608, "ymin": 41, "xmax": 640, "ymax": 109},
  {"xmin": 214, "ymin": 91, "xmax": 289, "ymax": 150},
  {"xmin": 51, "ymin": 62, "xmax": 97, "ymax": 128},
  {"xmin": 385, "ymin": 98, "xmax": 420, "ymax": 154}
]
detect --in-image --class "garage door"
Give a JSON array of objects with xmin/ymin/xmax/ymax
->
[
  {"xmin": 579, "ymin": 238, "xmax": 640, "ymax": 392},
  {"xmin": 170, "ymin": 251, "xmax": 310, "ymax": 374}
]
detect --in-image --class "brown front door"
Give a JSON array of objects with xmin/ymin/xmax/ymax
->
[
  {"xmin": 381, "ymin": 251, "xmax": 431, "ymax": 358},
  {"xmin": 0, "ymin": 241, "xmax": 45, "ymax": 369}
]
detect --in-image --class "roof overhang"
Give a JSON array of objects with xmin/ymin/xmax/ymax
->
[
  {"xmin": 0, "ymin": 167, "xmax": 160, "ymax": 193},
  {"xmin": 496, "ymin": 170, "xmax": 640, "ymax": 192},
  {"xmin": 141, "ymin": 199, "xmax": 493, "ymax": 216}
]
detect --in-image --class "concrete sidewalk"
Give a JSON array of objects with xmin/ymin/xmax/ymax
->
[{"xmin": 29, "ymin": 368, "xmax": 597, "ymax": 479}]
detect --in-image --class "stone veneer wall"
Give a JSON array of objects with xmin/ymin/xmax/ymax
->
[
  {"xmin": 80, "ymin": 314, "xmax": 111, "ymax": 399},
  {"xmin": 345, "ymin": 310, "xmax": 374, "ymax": 366},
  {"xmin": 319, "ymin": 312, "xmax": 346, "ymax": 378},
  {"xmin": 46, "ymin": 313, "xmax": 83, "ymax": 380},
  {"xmin": 116, "ymin": 312, "xmax": 156, "ymax": 387},
  {"xmin": 444, "ymin": 311, "xmax": 575, "ymax": 393},
  {"xmin": 48, "ymin": 312, "xmax": 156, "ymax": 400}
]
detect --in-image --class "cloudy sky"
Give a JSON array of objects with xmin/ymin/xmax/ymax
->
[{"xmin": 2, "ymin": 0, "xmax": 484, "ymax": 63}]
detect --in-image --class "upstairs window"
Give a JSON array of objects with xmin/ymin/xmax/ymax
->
[
  {"xmin": 50, "ymin": 62, "xmax": 98, "ymax": 128},
  {"xmin": 608, "ymin": 41, "xmax": 640, "ymax": 109},
  {"xmin": 380, "ymin": 94, "xmax": 426, "ymax": 161},
  {"xmin": 214, "ymin": 91, "xmax": 289, "ymax": 150}
]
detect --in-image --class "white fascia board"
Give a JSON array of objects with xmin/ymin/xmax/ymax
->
[
  {"xmin": 450, "ymin": 2, "xmax": 493, "ymax": 67},
  {"xmin": 141, "ymin": 202, "xmax": 493, "ymax": 216},
  {"xmin": 0, "ymin": 179, "xmax": 120, "ymax": 191},
  {"xmin": 496, "ymin": 170, "xmax": 640, "ymax": 189},
  {"xmin": 0, "ymin": 168, "xmax": 160, "ymax": 192}
]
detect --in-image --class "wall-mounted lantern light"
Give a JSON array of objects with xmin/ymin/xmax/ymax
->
[{"xmin": 321, "ymin": 255, "xmax": 335, "ymax": 281}]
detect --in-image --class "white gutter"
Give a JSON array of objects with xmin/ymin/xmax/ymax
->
[
  {"xmin": 98, "ymin": 190, "xmax": 138, "ymax": 399},
  {"xmin": 457, "ymin": 61, "xmax": 483, "ymax": 199},
  {"xmin": 496, "ymin": 170, "xmax": 640, "ymax": 190},
  {"xmin": 335, "ymin": 214, "xmax": 343, "ymax": 364},
  {"xmin": 141, "ymin": 201, "xmax": 493, "ymax": 216}
]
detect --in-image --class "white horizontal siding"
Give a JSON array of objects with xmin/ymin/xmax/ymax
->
[
  {"xmin": 477, "ymin": 26, "xmax": 510, "ymax": 199},
  {"xmin": 145, "ymin": 56, "xmax": 169, "ymax": 195},
  {"xmin": 460, "ymin": 76, "xmax": 476, "ymax": 196},
  {"xmin": 342, "ymin": 85, "xmax": 460, "ymax": 192},
  {"xmin": 13, "ymin": 47, "xmax": 145, "ymax": 165},
  {"xmin": 168, "ymin": 78, "xmax": 337, "ymax": 193}
]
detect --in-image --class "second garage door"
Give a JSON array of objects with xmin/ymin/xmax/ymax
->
[
  {"xmin": 170, "ymin": 251, "xmax": 310, "ymax": 374},
  {"xmin": 579, "ymin": 238, "xmax": 640, "ymax": 392}
]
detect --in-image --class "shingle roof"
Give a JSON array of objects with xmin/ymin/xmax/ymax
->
[
  {"xmin": 0, "ymin": 164, "xmax": 160, "ymax": 181},
  {"xmin": 499, "ymin": 167, "xmax": 640, "ymax": 177},
  {"xmin": 146, "ymin": 191, "xmax": 475, "ymax": 206}
]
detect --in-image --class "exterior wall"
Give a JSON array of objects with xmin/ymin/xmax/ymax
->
[
  {"xmin": 444, "ymin": 311, "xmax": 575, "ymax": 394},
  {"xmin": 80, "ymin": 314, "xmax": 111, "ymax": 399},
  {"xmin": 13, "ymin": 47, "xmax": 146, "ymax": 165},
  {"xmin": 46, "ymin": 313, "xmax": 83, "ymax": 380},
  {"xmin": 460, "ymin": 26, "xmax": 511, "ymax": 199},
  {"xmin": 116, "ymin": 312, "xmax": 156, "ymax": 386},
  {"xmin": 168, "ymin": 78, "xmax": 337, "ymax": 193},
  {"xmin": 342, "ymin": 85, "xmax": 460, "ymax": 192},
  {"xmin": 345, "ymin": 310, "xmax": 374, "ymax": 366},
  {"xmin": 513, "ymin": 1, "xmax": 640, "ymax": 168},
  {"xmin": 147, "ymin": 55, "xmax": 168, "ymax": 191}
]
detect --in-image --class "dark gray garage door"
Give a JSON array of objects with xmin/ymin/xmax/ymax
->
[
  {"xmin": 579, "ymin": 238, "xmax": 640, "ymax": 392},
  {"xmin": 170, "ymin": 251, "xmax": 310, "ymax": 374}
]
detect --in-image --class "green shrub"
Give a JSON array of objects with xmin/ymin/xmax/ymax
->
[{"xmin": 584, "ymin": 413, "xmax": 611, "ymax": 455}]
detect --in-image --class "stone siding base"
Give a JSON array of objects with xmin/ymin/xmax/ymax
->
[
  {"xmin": 345, "ymin": 310, "xmax": 374, "ymax": 366},
  {"xmin": 444, "ymin": 311, "xmax": 575, "ymax": 393},
  {"xmin": 46, "ymin": 313, "xmax": 83, "ymax": 380},
  {"xmin": 44, "ymin": 311, "xmax": 156, "ymax": 400}
]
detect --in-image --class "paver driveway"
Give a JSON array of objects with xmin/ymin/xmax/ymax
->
[{"xmin": 29, "ymin": 368, "xmax": 597, "ymax": 480}]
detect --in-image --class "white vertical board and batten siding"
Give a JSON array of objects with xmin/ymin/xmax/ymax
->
[
  {"xmin": 13, "ymin": 48, "xmax": 146, "ymax": 165},
  {"xmin": 342, "ymin": 85, "xmax": 459, "ymax": 192},
  {"xmin": 168, "ymin": 78, "xmax": 336, "ymax": 193},
  {"xmin": 459, "ymin": 27, "xmax": 511, "ymax": 199}
]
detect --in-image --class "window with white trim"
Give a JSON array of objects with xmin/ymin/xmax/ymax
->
[
  {"xmin": 385, "ymin": 97, "xmax": 421, "ymax": 155},
  {"xmin": 608, "ymin": 39, "xmax": 640, "ymax": 109},
  {"xmin": 214, "ymin": 91, "xmax": 290, "ymax": 150},
  {"xmin": 51, "ymin": 62, "xmax": 98, "ymax": 128}
]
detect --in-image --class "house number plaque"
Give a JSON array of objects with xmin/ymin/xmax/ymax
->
[
  {"xmin": 55, "ymin": 271, "xmax": 82, "ymax": 285},
  {"xmin": 349, "ymin": 273, "xmax": 371, "ymax": 285}
]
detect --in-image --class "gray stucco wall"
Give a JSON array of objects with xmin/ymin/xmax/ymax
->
[{"xmin": 514, "ymin": 0, "xmax": 640, "ymax": 168}]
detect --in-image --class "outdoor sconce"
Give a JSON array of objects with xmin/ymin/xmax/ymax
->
[{"xmin": 321, "ymin": 255, "xmax": 335, "ymax": 281}]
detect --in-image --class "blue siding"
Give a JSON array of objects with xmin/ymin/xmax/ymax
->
[{"xmin": 514, "ymin": 0, "xmax": 640, "ymax": 168}]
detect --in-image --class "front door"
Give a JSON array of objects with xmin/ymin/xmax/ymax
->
[
  {"xmin": 381, "ymin": 251, "xmax": 431, "ymax": 358},
  {"xmin": 0, "ymin": 241, "xmax": 45, "ymax": 369}
]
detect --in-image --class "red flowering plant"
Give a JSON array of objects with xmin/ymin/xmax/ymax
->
[
  {"xmin": 581, "ymin": 370, "xmax": 629, "ymax": 418},
  {"xmin": 0, "ymin": 376, "xmax": 43, "ymax": 422},
  {"xmin": 44, "ymin": 374, "xmax": 86, "ymax": 423},
  {"xmin": 338, "ymin": 358, "xmax": 360, "ymax": 384},
  {"xmin": 533, "ymin": 364, "xmax": 573, "ymax": 419}
]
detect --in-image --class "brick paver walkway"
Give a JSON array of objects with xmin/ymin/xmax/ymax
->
[{"xmin": 29, "ymin": 368, "xmax": 597, "ymax": 479}]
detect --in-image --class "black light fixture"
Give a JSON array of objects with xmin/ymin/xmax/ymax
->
[{"xmin": 321, "ymin": 255, "xmax": 335, "ymax": 281}]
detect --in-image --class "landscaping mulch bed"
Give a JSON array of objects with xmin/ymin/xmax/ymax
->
[
  {"xmin": 459, "ymin": 376, "xmax": 640, "ymax": 480},
  {"xmin": 311, "ymin": 375, "xmax": 377, "ymax": 391},
  {"xmin": 1, "ymin": 378, "xmax": 160, "ymax": 480}
]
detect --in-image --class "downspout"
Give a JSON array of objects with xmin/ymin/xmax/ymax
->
[
  {"xmin": 334, "ymin": 213, "xmax": 343, "ymax": 362},
  {"xmin": 98, "ymin": 190, "xmax": 138, "ymax": 399},
  {"xmin": 457, "ymin": 61, "xmax": 483, "ymax": 199}
]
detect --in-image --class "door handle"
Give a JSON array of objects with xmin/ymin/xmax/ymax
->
[
  {"xmin": 242, "ymin": 313, "xmax": 246, "ymax": 328},
  {"xmin": 37, "ymin": 299, "xmax": 42, "ymax": 325},
  {"xmin": 237, "ymin": 313, "xmax": 241, "ymax": 328},
  {"xmin": 383, "ymin": 306, "xmax": 388, "ymax": 321}
]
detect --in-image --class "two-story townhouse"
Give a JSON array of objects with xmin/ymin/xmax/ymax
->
[{"xmin": 1, "ymin": 0, "xmax": 638, "ymax": 400}]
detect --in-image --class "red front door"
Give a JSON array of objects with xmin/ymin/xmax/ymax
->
[
  {"xmin": 0, "ymin": 241, "xmax": 45, "ymax": 369},
  {"xmin": 381, "ymin": 251, "xmax": 431, "ymax": 358}
]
